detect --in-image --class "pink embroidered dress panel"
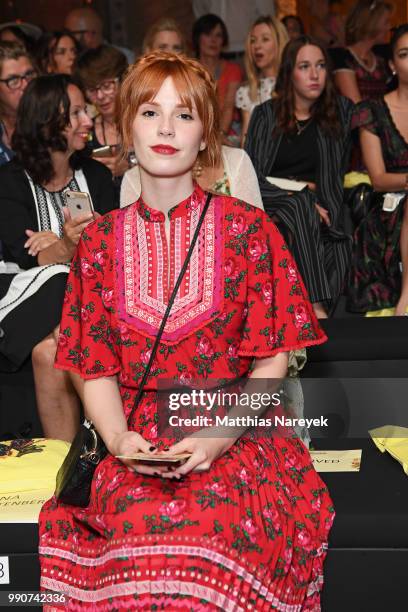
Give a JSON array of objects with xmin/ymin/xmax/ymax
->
[{"xmin": 116, "ymin": 185, "xmax": 224, "ymax": 343}]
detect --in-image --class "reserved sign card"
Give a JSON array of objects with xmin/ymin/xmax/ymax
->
[{"xmin": 310, "ymin": 449, "xmax": 362, "ymax": 472}]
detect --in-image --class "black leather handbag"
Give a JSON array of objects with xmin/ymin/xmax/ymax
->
[{"xmin": 55, "ymin": 192, "xmax": 212, "ymax": 507}]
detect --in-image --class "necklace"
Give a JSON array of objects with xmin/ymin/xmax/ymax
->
[
  {"xmin": 295, "ymin": 117, "xmax": 312, "ymax": 136},
  {"xmin": 348, "ymin": 47, "xmax": 376, "ymax": 72}
]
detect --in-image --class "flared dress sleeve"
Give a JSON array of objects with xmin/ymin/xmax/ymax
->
[
  {"xmin": 54, "ymin": 214, "xmax": 121, "ymax": 379},
  {"xmin": 238, "ymin": 213, "xmax": 327, "ymax": 357},
  {"xmin": 352, "ymin": 100, "xmax": 379, "ymax": 136}
]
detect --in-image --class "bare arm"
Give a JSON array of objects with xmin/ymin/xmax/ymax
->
[
  {"xmin": 360, "ymin": 128, "xmax": 407, "ymax": 192},
  {"xmin": 334, "ymin": 70, "xmax": 362, "ymax": 104},
  {"xmin": 36, "ymin": 210, "xmax": 94, "ymax": 265},
  {"xmin": 83, "ymin": 376, "xmax": 164, "ymax": 474},
  {"xmin": 220, "ymin": 80, "xmax": 240, "ymax": 138},
  {"xmin": 240, "ymin": 110, "xmax": 250, "ymax": 147}
]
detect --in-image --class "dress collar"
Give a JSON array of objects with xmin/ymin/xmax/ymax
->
[{"xmin": 136, "ymin": 182, "xmax": 206, "ymax": 223}]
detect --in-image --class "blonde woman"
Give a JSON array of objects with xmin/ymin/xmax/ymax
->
[
  {"xmin": 236, "ymin": 15, "xmax": 288, "ymax": 145},
  {"xmin": 142, "ymin": 17, "xmax": 185, "ymax": 55}
]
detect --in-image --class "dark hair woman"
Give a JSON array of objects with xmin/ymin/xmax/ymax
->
[
  {"xmin": 348, "ymin": 24, "xmax": 408, "ymax": 316},
  {"xmin": 0, "ymin": 74, "xmax": 117, "ymax": 441},
  {"xmin": 76, "ymin": 44, "xmax": 129, "ymax": 203},
  {"xmin": 193, "ymin": 13, "xmax": 242, "ymax": 145},
  {"xmin": 36, "ymin": 30, "xmax": 79, "ymax": 75},
  {"xmin": 245, "ymin": 36, "xmax": 353, "ymax": 318},
  {"xmin": 281, "ymin": 14, "xmax": 305, "ymax": 41}
]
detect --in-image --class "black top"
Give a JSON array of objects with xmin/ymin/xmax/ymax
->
[
  {"xmin": 0, "ymin": 157, "xmax": 116, "ymax": 270},
  {"xmin": 270, "ymin": 119, "xmax": 318, "ymax": 183}
]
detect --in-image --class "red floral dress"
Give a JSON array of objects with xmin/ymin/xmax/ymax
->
[{"xmin": 39, "ymin": 184, "xmax": 333, "ymax": 611}]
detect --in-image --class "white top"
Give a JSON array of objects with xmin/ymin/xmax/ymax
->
[
  {"xmin": 192, "ymin": 0, "xmax": 276, "ymax": 53},
  {"xmin": 120, "ymin": 146, "xmax": 264, "ymax": 210},
  {"xmin": 235, "ymin": 77, "xmax": 276, "ymax": 115}
]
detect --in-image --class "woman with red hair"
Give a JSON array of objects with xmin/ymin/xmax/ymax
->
[{"xmin": 39, "ymin": 51, "xmax": 332, "ymax": 610}]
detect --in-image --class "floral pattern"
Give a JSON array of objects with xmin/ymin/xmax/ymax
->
[
  {"xmin": 349, "ymin": 99, "xmax": 408, "ymax": 312},
  {"xmin": 39, "ymin": 185, "xmax": 332, "ymax": 610}
]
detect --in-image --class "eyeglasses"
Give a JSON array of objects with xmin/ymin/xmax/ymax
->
[
  {"xmin": 0, "ymin": 69, "xmax": 37, "ymax": 90},
  {"xmin": 69, "ymin": 29, "xmax": 98, "ymax": 38},
  {"xmin": 85, "ymin": 78, "xmax": 119, "ymax": 99}
]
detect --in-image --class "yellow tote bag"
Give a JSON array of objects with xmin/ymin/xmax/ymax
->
[{"xmin": 0, "ymin": 438, "xmax": 70, "ymax": 522}]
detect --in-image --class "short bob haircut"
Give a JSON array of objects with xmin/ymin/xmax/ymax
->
[
  {"xmin": 118, "ymin": 51, "xmax": 221, "ymax": 168},
  {"xmin": 0, "ymin": 40, "xmax": 32, "ymax": 77},
  {"xmin": 345, "ymin": 0, "xmax": 392, "ymax": 46},
  {"xmin": 12, "ymin": 74, "xmax": 84, "ymax": 184},
  {"xmin": 244, "ymin": 15, "xmax": 289, "ymax": 103},
  {"xmin": 192, "ymin": 14, "xmax": 228, "ymax": 57},
  {"xmin": 142, "ymin": 17, "xmax": 186, "ymax": 54},
  {"xmin": 76, "ymin": 44, "xmax": 128, "ymax": 90}
]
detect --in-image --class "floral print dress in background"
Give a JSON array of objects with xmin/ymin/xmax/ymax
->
[
  {"xmin": 348, "ymin": 99, "xmax": 408, "ymax": 312},
  {"xmin": 39, "ymin": 184, "xmax": 332, "ymax": 610}
]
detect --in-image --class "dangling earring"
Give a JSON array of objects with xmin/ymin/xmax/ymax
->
[{"xmin": 193, "ymin": 159, "xmax": 203, "ymax": 179}]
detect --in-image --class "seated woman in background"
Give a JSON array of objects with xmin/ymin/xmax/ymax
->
[
  {"xmin": 76, "ymin": 45, "xmax": 129, "ymax": 204},
  {"xmin": 142, "ymin": 17, "xmax": 186, "ymax": 54},
  {"xmin": 236, "ymin": 15, "xmax": 288, "ymax": 145},
  {"xmin": 348, "ymin": 24, "xmax": 408, "ymax": 316},
  {"xmin": 39, "ymin": 50, "xmax": 332, "ymax": 611},
  {"xmin": 281, "ymin": 15, "xmax": 305, "ymax": 42},
  {"xmin": 0, "ymin": 23, "xmax": 38, "ymax": 55},
  {"xmin": 246, "ymin": 36, "xmax": 353, "ymax": 318},
  {"xmin": 331, "ymin": 0, "xmax": 392, "ymax": 104},
  {"xmin": 193, "ymin": 13, "xmax": 242, "ymax": 145},
  {"xmin": 0, "ymin": 75, "xmax": 116, "ymax": 441},
  {"xmin": 331, "ymin": 0, "xmax": 392, "ymax": 171},
  {"xmin": 36, "ymin": 30, "xmax": 79, "ymax": 75}
]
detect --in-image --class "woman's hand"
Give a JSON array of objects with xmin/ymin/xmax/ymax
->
[
  {"xmin": 24, "ymin": 229, "xmax": 59, "ymax": 256},
  {"xmin": 108, "ymin": 431, "xmax": 171, "ymax": 476},
  {"xmin": 160, "ymin": 435, "xmax": 236, "ymax": 479},
  {"xmin": 93, "ymin": 152, "xmax": 129, "ymax": 177},
  {"xmin": 395, "ymin": 297, "xmax": 408, "ymax": 316},
  {"xmin": 315, "ymin": 203, "xmax": 331, "ymax": 226},
  {"xmin": 62, "ymin": 207, "xmax": 94, "ymax": 255}
]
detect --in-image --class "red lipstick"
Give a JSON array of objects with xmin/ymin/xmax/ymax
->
[{"xmin": 151, "ymin": 145, "xmax": 179, "ymax": 155}]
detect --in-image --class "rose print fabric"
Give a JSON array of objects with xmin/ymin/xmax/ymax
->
[{"xmin": 39, "ymin": 185, "xmax": 333, "ymax": 610}]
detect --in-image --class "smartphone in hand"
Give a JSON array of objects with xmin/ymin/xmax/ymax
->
[
  {"xmin": 64, "ymin": 190, "xmax": 95, "ymax": 219},
  {"xmin": 92, "ymin": 145, "xmax": 113, "ymax": 158},
  {"xmin": 116, "ymin": 452, "xmax": 191, "ymax": 467}
]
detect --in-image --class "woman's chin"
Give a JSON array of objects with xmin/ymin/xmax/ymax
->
[{"xmin": 139, "ymin": 165, "xmax": 195, "ymax": 181}]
